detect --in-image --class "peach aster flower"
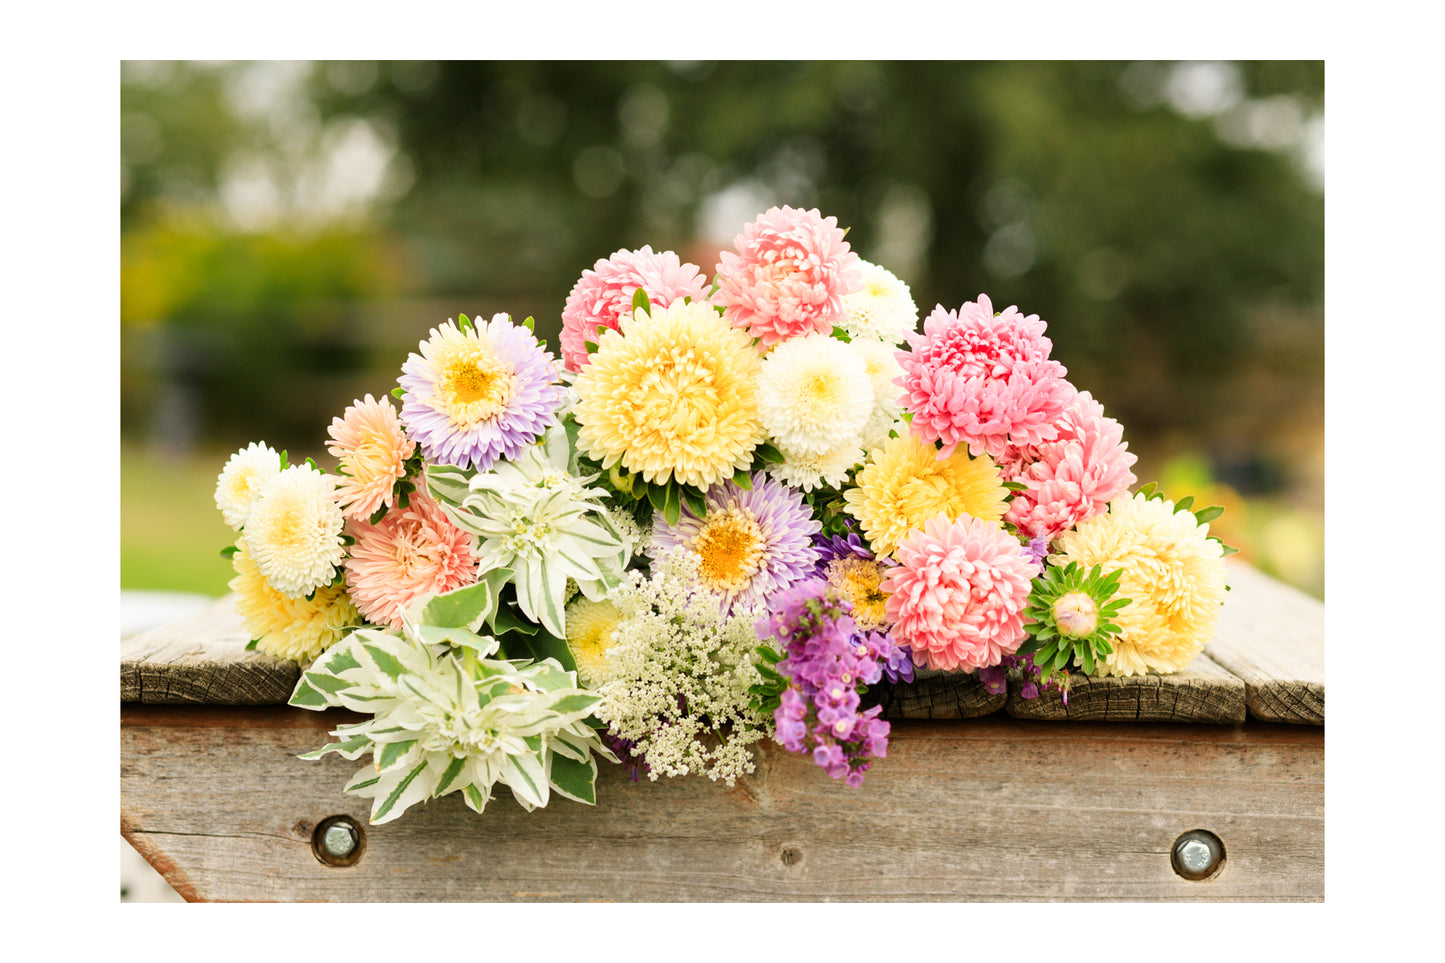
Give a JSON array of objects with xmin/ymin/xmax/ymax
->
[
  {"xmin": 327, "ymin": 394, "xmax": 416, "ymax": 521},
  {"xmin": 343, "ymin": 490, "xmax": 479, "ymax": 630}
]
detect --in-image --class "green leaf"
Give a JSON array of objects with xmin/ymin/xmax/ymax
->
[
  {"xmin": 754, "ymin": 442, "xmax": 785, "ymax": 464},
  {"xmin": 362, "ymin": 644, "xmax": 408, "ymax": 681},
  {"xmin": 288, "ymin": 679, "xmax": 329, "ymax": 709},
  {"xmin": 372, "ymin": 762, "xmax": 429, "ymax": 822},
  {"xmin": 583, "ymin": 340, "xmax": 599, "ymax": 354},
  {"xmin": 1194, "ymin": 505, "xmax": 1225, "ymax": 524},
  {"xmin": 548, "ymin": 753, "xmax": 598, "ymax": 805},
  {"xmin": 378, "ymin": 739, "xmax": 418, "ymax": 771},
  {"xmin": 458, "ymin": 312, "xmax": 472, "ymax": 332},
  {"xmin": 302, "ymin": 671, "xmax": 353, "ymax": 695},
  {"xmin": 631, "ymin": 286, "xmax": 651, "ymax": 316},
  {"xmin": 681, "ymin": 486, "xmax": 706, "ymax": 518},
  {"xmin": 298, "ymin": 734, "xmax": 371, "ymax": 760},
  {"xmin": 662, "ymin": 481, "xmax": 682, "ymax": 526},
  {"xmin": 1173, "ymin": 495, "xmax": 1195, "ymax": 513},
  {"xmin": 323, "ymin": 647, "xmax": 363, "ymax": 675},
  {"xmin": 732, "ymin": 469, "xmax": 754, "ymax": 490},
  {"xmin": 434, "ymin": 756, "xmax": 467, "ymax": 796},
  {"xmin": 244, "ymin": 638, "xmax": 259, "ymax": 651},
  {"xmin": 391, "ymin": 386, "xmax": 405, "ymax": 400},
  {"xmin": 220, "ymin": 545, "xmax": 239, "ymax": 559},
  {"xmin": 420, "ymin": 579, "xmax": 498, "ymax": 629},
  {"xmin": 523, "ymin": 315, "xmax": 536, "ymax": 332}
]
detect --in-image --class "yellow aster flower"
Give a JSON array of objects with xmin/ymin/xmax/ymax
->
[
  {"xmin": 229, "ymin": 537, "xmax": 361, "ymax": 664},
  {"xmin": 564, "ymin": 596, "xmax": 623, "ymax": 688},
  {"xmin": 572, "ymin": 299, "xmax": 765, "ymax": 490},
  {"xmin": 843, "ymin": 431, "xmax": 1008, "ymax": 557},
  {"xmin": 1051, "ymin": 492, "xmax": 1227, "ymax": 677}
]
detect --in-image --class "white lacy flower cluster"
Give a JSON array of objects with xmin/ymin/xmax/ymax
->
[{"xmin": 593, "ymin": 550, "xmax": 772, "ymax": 784}]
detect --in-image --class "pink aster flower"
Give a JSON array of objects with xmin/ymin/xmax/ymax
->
[
  {"xmin": 897, "ymin": 294, "xmax": 1072, "ymax": 460},
  {"xmin": 343, "ymin": 490, "xmax": 479, "ymax": 631},
  {"xmin": 879, "ymin": 513, "xmax": 1036, "ymax": 673},
  {"xmin": 326, "ymin": 394, "xmax": 417, "ymax": 522},
  {"xmin": 713, "ymin": 206, "xmax": 862, "ymax": 347},
  {"xmin": 1000, "ymin": 389, "xmax": 1139, "ymax": 541},
  {"xmin": 559, "ymin": 245, "xmax": 711, "ymax": 372}
]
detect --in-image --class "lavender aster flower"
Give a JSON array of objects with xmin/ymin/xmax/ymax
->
[
  {"xmin": 648, "ymin": 472, "xmax": 820, "ymax": 617},
  {"xmin": 397, "ymin": 314, "xmax": 564, "ymax": 471}
]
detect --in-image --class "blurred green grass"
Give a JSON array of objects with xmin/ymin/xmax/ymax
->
[{"xmin": 121, "ymin": 444, "xmax": 235, "ymax": 597}]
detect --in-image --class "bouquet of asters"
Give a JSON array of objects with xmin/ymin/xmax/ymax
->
[{"xmin": 214, "ymin": 206, "xmax": 1230, "ymax": 824}]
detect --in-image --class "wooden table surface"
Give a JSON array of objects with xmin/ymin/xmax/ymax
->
[{"xmin": 120, "ymin": 559, "xmax": 1324, "ymax": 902}]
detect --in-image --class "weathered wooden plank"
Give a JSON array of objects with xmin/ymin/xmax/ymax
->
[
  {"xmin": 874, "ymin": 666, "xmax": 1007, "ymax": 719},
  {"xmin": 1205, "ymin": 561, "xmax": 1324, "ymax": 724},
  {"xmin": 1005, "ymin": 652, "xmax": 1246, "ymax": 724},
  {"xmin": 121, "ymin": 705, "xmax": 1323, "ymax": 902},
  {"xmin": 120, "ymin": 597, "xmax": 298, "ymax": 705}
]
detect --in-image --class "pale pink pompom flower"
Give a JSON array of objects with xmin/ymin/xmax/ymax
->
[
  {"xmin": 326, "ymin": 394, "xmax": 416, "ymax": 522},
  {"xmin": 559, "ymin": 246, "xmax": 710, "ymax": 372},
  {"xmin": 1001, "ymin": 389, "xmax": 1139, "ymax": 541},
  {"xmin": 713, "ymin": 206, "xmax": 862, "ymax": 347},
  {"xmin": 879, "ymin": 513, "xmax": 1036, "ymax": 673},
  {"xmin": 343, "ymin": 490, "xmax": 479, "ymax": 631},
  {"xmin": 897, "ymin": 295, "xmax": 1072, "ymax": 460}
]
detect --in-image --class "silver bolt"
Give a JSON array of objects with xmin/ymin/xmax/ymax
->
[
  {"xmin": 1177, "ymin": 838, "xmax": 1212, "ymax": 873},
  {"xmin": 321, "ymin": 823, "xmax": 356, "ymax": 858},
  {"xmin": 1171, "ymin": 829, "xmax": 1224, "ymax": 880}
]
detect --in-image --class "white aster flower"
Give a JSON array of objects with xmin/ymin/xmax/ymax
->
[
  {"xmin": 847, "ymin": 337, "xmax": 907, "ymax": 451},
  {"xmin": 757, "ymin": 332, "xmax": 874, "ymax": 457},
  {"xmin": 244, "ymin": 464, "xmax": 347, "ymax": 598},
  {"xmin": 215, "ymin": 441, "xmax": 283, "ymax": 530},
  {"xmin": 839, "ymin": 260, "xmax": 918, "ymax": 344},
  {"xmin": 767, "ymin": 438, "xmax": 864, "ymax": 492}
]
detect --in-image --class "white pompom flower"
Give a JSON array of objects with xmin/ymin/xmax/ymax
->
[
  {"xmin": 215, "ymin": 441, "xmax": 283, "ymax": 530},
  {"xmin": 767, "ymin": 438, "xmax": 865, "ymax": 492},
  {"xmin": 757, "ymin": 333, "xmax": 874, "ymax": 457},
  {"xmin": 847, "ymin": 337, "xmax": 906, "ymax": 451},
  {"xmin": 244, "ymin": 464, "xmax": 348, "ymax": 598},
  {"xmin": 839, "ymin": 261, "xmax": 918, "ymax": 344}
]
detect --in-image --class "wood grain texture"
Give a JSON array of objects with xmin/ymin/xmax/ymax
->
[
  {"xmin": 122, "ymin": 706, "xmax": 1323, "ymax": 902},
  {"xmin": 1005, "ymin": 652, "xmax": 1246, "ymax": 724},
  {"xmin": 873, "ymin": 666, "xmax": 1007, "ymax": 719},
  {"xmin": 1205, "ymin": 560, "xmax": 1324, "ymax": 724},
  {"xmin": 120, "ymin": 597, "xmax": 298, "ymax": 705}
]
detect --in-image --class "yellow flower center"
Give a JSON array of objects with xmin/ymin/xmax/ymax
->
[
  {"xmin": 565, "ymin": 598, "xmax": 623, "ymax": 688},
  {"xmin": 435, "ymin": 346, "xmax": 515, "ymax": 429},
  {"xmin": 692, "ymin": 507, "xmax": 765, "ymax": 593},
  {"xmin": 827, "ymin": 557, "xmax": 889, "ymax": 630}
]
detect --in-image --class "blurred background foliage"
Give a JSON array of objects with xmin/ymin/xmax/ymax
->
[{"xmin": 120, "ymin": 60, "xmax": 1323, "ymax": 599}]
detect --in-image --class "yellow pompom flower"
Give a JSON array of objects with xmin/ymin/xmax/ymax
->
[
  {"xmin": 572, "ymin": 299, "xmax": 765, "ymax": 490},
  {"xmin": 843, "ymin": 431, "xmax": 1008, "ymax": 557},
  {"xmin": 229, "ymin": 537, "xmax": 361, "ymax": 664},
  {"xmin": 564, "ymin": 596, "xmax": 623, "ymax": 688},
  {"xmin": 1051, "ymin": 492, "xmax": 1227, "ymax": 677}
]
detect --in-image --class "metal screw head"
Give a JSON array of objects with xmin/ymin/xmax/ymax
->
[
  {"xmin": 311, "ymin": 815, "xmax": 364, "ymax": 867},
  {"xmin": 1171, "ymin": 829, "xmax": 1224, "ymax": 880},
  {"xmin": 322, "ymin": 824, "xmax": 355, "ymax": 858}
]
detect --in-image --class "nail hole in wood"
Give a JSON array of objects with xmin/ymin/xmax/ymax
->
[{"xmin": 781, "ymin": 847, "xmax": 803, "ymax": 866}]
